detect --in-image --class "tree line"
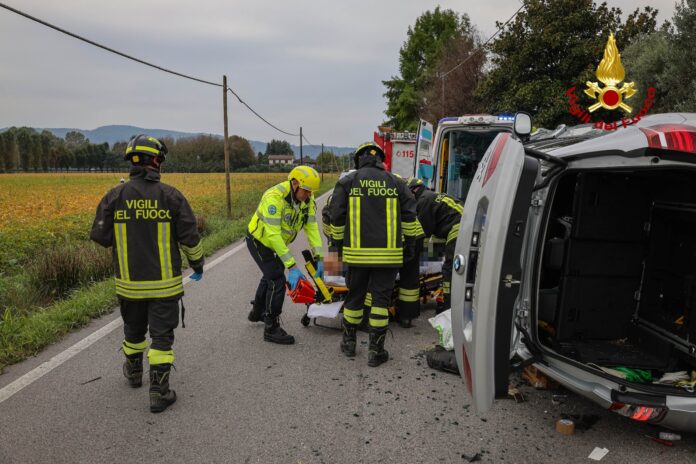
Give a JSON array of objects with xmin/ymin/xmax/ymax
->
[
  {"xmin": 0, "ymin": 130, "xmax": 347, "ymax": 173},
  {"xmin": 384, "ymin": 0, "xmax": 696, "ymax": 131}
]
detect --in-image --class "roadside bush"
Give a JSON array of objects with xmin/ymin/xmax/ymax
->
[
  {"xmin": 196, "ymin": 214, "xmax": 210, "ymax": 236},
  {"xmin": 30, "ymin": 241, "xmax": 112, "ymax": 300}
]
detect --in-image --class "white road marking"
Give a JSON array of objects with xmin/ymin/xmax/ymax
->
[
  {"xmin": 0, "ymin": 189, "xmax": 332, "ymax": 404},
  {"xmin": 0, "ymin": 242, "xmax": 247, "ymax": 404}
]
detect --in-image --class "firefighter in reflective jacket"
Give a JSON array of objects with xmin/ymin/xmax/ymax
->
[
  {"xmin": 405, "ymin": 177, "xmax": 462, "ymax": 313},
  {"xmin": 330, "ymin": 142, "xmax": 424, "ymax": 366},
  {"xmin": 246, "ymin": 166, "xmax": 323, "ymax": 345},
  {"xmin": 90, "ymin": 134, "xmax": 204, "ymax": 413}
]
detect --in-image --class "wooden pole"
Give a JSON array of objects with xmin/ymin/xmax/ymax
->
[
  {"xmin": 300, "ymin": 127, "xmax": 303, "ymax": 164},
  {"xmin": 223, "ymin": 75, "xmax": 231, "ymax": 219},
  {"xmin": 321, "ymin": 143, "xmax": 324, "ymax": 180}
]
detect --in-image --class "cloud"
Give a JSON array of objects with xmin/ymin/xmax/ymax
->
[{"xmin": 0, "ymin": 0, "xmax": 678, "ymax": 146}]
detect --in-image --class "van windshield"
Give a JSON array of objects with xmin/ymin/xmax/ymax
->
[{"xmin": 443, "ymin": 129, "xmax": 501, "ymax": 201}]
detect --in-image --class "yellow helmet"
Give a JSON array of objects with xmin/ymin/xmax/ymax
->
[{"xmin": 288, "ymin": 165, "xmax": 321, "ymax": 192}]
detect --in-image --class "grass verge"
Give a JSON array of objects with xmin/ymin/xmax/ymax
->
[{"xmin": 0, "ymin": 178, "xmax": 336, "ymax": 372}]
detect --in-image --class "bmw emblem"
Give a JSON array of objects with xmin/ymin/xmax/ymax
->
[{"xmin": 454, "ymin": 254, "xmax": 465, "ymax": 275}]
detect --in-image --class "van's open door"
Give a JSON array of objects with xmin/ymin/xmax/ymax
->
[
  {"xmin": 415, "ymin": 119, "xmax": 434, "ymax": 185},
  {"xmin": 450, "ymin": 133, "xmax": 538, "ymax": 413}
]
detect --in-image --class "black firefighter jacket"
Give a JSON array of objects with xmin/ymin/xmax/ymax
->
[
  {"xmin": 329, "ymin": 156, "xmax": 424, "ymax": 268},
  {"xmin": 415, "ymin": 189, "xmax": 463, "ymax": 244},
  {"xmin": 90, "ymin": 166, "xmax": 204, "ymax": 300}
]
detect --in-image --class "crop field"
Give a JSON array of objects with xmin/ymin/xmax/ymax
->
[
  {"xmin": 0, "ymin": 172, "xmax": 291, "ymax": 270},
  {"xmin": 0, "ymin": 171, "xmax": 337, "ymax": 370}
]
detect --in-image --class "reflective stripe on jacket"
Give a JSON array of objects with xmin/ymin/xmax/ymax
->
[
  {"xmin": 329, "ymin": 157, "xmax": 423, "ymax": 268},
  {"xmin": 416, "ymin": 190, "xmax": 462, "ymax": 244},
  {"xmin": 247, "ymin": 180, "xmax": 323, "ymax": 268},
  {"xmin": 90, "ymin": 166, "xmax": 204, "ymax": 300}
]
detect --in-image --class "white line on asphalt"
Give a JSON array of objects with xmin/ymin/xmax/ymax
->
[
  {"xmin": 0, "ymin": 240, "xmax": 246, "ymax": 404},
  {"xmin": 0, "ymin": 190, "xmax": 332, "ymax": 404}
]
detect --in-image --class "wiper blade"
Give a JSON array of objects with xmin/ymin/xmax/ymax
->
[{"xmin": 524, "ymin": 147, "xmax": 568, "ymax": 167}]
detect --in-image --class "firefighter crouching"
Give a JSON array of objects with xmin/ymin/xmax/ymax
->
[
  {"xmin": 329, "ymin": 142, "xmax": 423, "ymax": 367},
  {"xmin": 406, "ymin": 177, "xmax": 462, "ymax": 312},
  {"xmin": 90, "ymin": 134, "xmax": 204, "ymax": 413},
  {"xmin": 246, "ymin": 166, "xmax": 323, "ymax": 345}
]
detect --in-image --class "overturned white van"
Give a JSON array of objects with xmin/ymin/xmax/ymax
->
[{"xmin": 451, "ymin": 113, "xmax": 696, "ymax": 432}]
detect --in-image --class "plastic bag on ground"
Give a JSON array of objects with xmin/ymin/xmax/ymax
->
[{"xmin": 428, "ymin": 309, "xmax": 453, "ymax": 351}]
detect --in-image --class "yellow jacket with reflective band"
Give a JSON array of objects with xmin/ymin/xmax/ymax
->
[
  {"xmin": 90, "ymin": 167, "xmax": 204, "ymax": 300},
  {"xmin": 328, "ymin": 157, "xmax": 424, "ymax": 267},
  {"xmin": 247, "ymin": 180, "xmax": 323, "ymax": 268}
]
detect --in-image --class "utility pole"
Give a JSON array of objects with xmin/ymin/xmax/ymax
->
[
  {"xmin": 223, "ymin": 75, "xmax": 231, "ymax": 219},
  {"xmin": 321, "ymin": 143, "xmax": 324, "ymax": 180},
  {"xmin": 299, "ymin": 126, "xmax": 303, "ymax": 164}
]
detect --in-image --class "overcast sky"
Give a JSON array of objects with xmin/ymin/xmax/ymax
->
[{"xmin": 0, "ymin": 1, "xmax": 677, "ymax": 146}]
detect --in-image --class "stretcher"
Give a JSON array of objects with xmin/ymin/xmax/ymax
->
[{"xmin": 287, "ymin": 250, "xmax": 444, "ymax": 328}]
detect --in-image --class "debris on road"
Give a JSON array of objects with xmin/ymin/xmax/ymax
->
[
  {"xmin": 588, "ymin": 447, "xmax": 609, "ymax": 461},
  {"xmin": 555, "ymin": 418, "xmax": 575, "ymax": 435},
  {"xmin": 79, "ymin": 376, "xmax": 102, "ymax": 385},
  {"xmin": 645, "ymin": 435, "xmax": 674, "ymax": 446},
  {"xmin": 560, "ymin": 414, "xmax": 600, "ymax": 432},
  {"xmin": 522, "ymin": 365, "xmax": 558, "ymax": 390},
  {"xmin": 659, "ymin": 431, "xmax": 681, "ymax": 441},
  {"xmin": 507, "ymin": 386, "xmax": 526, "ymax": 403},
  {"xmin": 461, "ymin": 452, "xmax": 481, "ymax": 462}
]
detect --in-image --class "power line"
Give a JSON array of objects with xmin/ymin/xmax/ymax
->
[
  {"xmin": 226, "ymin": 88, "xmax": 300, "ymax": 137},
  {"xmin": 440, "ymin": 4, "xmax": 525, "ymax": 79},
  {"xmin": 0, "ymin": 2, "xmax": 222, "ymax": 87},
  {"xmin": 302, "ymin": 134, "xmax": 315, "ymax": 146},
  {"xmin": 0, "ymin": 2, "xmax": 308, "ymax": 139}
]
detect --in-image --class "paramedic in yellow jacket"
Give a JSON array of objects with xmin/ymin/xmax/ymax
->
[{"xmin": 246, "ymin": 166, "xmax": 323, "ymax": 344}]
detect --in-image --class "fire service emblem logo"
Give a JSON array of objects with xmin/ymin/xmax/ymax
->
[
  {"xmin": 566, "ymin": 33, "xmax": 655, "ymax": 130},
  {"xmin": 584, "ymin": 33, "xmax": 636, "ymax": 112}
]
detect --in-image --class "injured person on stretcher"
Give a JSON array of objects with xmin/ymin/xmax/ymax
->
[{"xmin": 294, "ymin": 248, "xmax": 446, "ymax": 329}]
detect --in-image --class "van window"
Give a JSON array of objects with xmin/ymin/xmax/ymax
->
[{"xmin": 443, "ymin": 130, "xmax": 501, "ymax": 201}]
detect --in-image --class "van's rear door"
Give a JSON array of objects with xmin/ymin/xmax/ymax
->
[
  {"xmin": 415, "ymin": 119, "xmax": 434, "ymax": 184},
  {"xmin": 451, "ymin": 133, "xmax": 538, "ymax": 413}
]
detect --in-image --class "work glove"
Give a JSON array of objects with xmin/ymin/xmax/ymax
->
[
  {"xmin": 287, "ymin": 267, "xmax": 305, "ymax": 290},
  {"xmin": 315, "ymin": 260, "xmax": 324, "ymax": 279}
]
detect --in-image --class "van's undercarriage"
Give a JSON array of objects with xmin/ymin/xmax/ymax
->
[{"xmin": 537, "ymin": 168, "xmax": 696, "ymax": 392}]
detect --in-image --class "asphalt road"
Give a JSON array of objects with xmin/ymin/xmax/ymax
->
[{"xmin": 1, "ymin": 193, "xmax": 695, "ymax": 464}]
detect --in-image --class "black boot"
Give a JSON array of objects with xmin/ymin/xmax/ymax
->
[
  {"xmin": 263, "ymin": 317, "xmax": 295, "ymax": 345},
  {"xmin": 248, "ymin": 300, "xmax": 264, "ymax": 322},
  {"xmin": 368, "ymin": 329, "xmax": 389, "ymax": 367},
  {"xmin": 149, "ymin": 364, "xmax": 177, "ymax": 413},
  {"xmin": 122, "ymin": 353, "xmax": 143, "ymax": 388},
  {"xmin": 340, "ymin": 320, "xmax": 357, "ymax": 357},
  {"xmin": 397, "ymin": 317, "xmax": 413, "ymax": 328}
]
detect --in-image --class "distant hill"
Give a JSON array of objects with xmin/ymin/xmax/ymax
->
[{"xmin": 1, "ymin": 125, "xmax": 354, "ymax": 159}]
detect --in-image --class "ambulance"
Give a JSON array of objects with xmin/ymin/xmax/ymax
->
[{"xmin": 415, "ymin": 114, "xmax": 518, "ymax": 202}]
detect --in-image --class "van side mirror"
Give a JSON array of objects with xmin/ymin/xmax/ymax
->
[{"xmin": 514, "ymin": 112, "xmax": 532, "ymax": 138}]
